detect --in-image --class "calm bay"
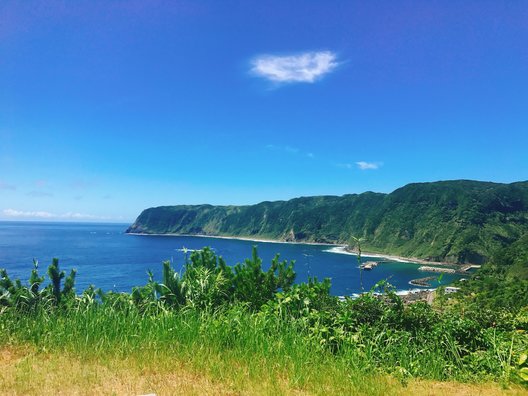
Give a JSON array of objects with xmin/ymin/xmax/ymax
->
[{"xmin": 0, "ymin": 221, "xmax": 461, "ymax": 295}]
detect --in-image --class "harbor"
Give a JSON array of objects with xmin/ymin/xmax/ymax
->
[
  {"xmin": 409, "ymin": 263, "xmax": 480, "ymax": 287},
  {"xmin": 417, "ymin": 264, "xmax": 480, "ymax": 275}
]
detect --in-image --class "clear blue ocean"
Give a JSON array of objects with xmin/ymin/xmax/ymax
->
[{"xmin": 0, "ymin": 221, "xmax": 462, "ymax": 296}]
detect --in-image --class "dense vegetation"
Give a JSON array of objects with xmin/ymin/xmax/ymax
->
[
  {"xmin": 447, "ymin": 235, "xmax": 528, "ymax": 313},
  {"xmin": 1, "ymin": 248, "xmax": 527, "ymax": 393},
  {"xmin": 127, "ymin": 180, "xmax": 528, "ymax": 265}
]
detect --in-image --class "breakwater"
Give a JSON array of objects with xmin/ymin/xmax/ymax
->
[
  {"xmin": 409, "ymin": 276, "xmax": 436, "ymax": 287},
  {"xmin": 418, "ymin": 266, "xmax": 456, "ymax": 274}
]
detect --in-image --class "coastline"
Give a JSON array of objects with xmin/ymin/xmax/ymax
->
[
  {"xmin": 127, "ymin": 232, "xmax": 460, "ymax": 267},
  {"xmin": 345, "ymin": 288, "xmax": 436, "ymax": 297},
  {"xmin": 129, "ymin": 232, "xmax": 444, "ymax": 297},
  {"xmin": 126, "ymin": 232, "xmax": 338, "ymax": 247},
  {"xmin": 323, "ymin": 246, "xmax": 460, "ymax": 267}
]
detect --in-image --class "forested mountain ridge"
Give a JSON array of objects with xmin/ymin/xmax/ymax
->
[{"xmin": 127, "ymin": 180, "xmax": 528, "ymax": 264}]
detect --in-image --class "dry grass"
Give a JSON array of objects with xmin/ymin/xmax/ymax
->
[
  {"xmin": 0, "ymin": 346, "xmax": 235, "ymax": 396},
  {"xmin": 1, "ymin": 346, "xmax": 526, "ymax": 396},
  {"xmin": 407, "ymin": 380, "xmax": 527, "ymax": 396}
]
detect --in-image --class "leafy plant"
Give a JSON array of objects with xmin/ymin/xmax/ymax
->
[
  {"xmin": 516, "ymin": 351, "xmax": 528, "ymax": 384},
  {"xmin": 350, "ymin": 235, "xmax": 365, "ymax": 291},
  {"xmin": 231, "ymin": 246, "xmax": 295, "ymax": 310},
  {"xmin": 47, "ymin": 258, "xmax": 76, "ymax": 304}
]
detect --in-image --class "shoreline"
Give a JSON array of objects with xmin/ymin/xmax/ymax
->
[
  {"xmin": 131, "ymin": 229, "xmax": 443, "ymax": 296},
  {"xmin": 323, "ymin": 246, "xmax": 461, "ymax": 267},
  {"xmin": 127, "ymin": 232, "xmax": 462, "ymax": 267},
  {"xmin": 126, "ymin": 232, "xmax": 338, "ymax": 247}
]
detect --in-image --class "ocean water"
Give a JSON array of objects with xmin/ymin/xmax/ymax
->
[{"xmin": 0, "ymin": 221, "xmax": 463, "ymax": 296}]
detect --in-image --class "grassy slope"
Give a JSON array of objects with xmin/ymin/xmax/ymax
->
[
  {"xmin": 127, "ymin": 180, "xmax": 528, "ymax": 265},
  {"xmin": 2, "ymin": 306, "xmax": 526, "ymax": 396},
  {"xmin": 2, "ymin": 346, "xmax": 526, "ymax": 395}
]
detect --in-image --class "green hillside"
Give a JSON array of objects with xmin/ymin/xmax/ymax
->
[{"xmin": 126, "ymin": 180, "xmax": 528, "ymax": 264}]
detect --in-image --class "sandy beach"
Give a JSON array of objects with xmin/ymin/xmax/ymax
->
[{"xmin": 322, "ymin": 246, "xmax": 461, "ymax": 267}]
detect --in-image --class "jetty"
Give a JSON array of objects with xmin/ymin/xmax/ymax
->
[
  {"xmin": 360, "ymin": 261, "xmax": 379, "ymax": 270},
  {"xmin": 409, "ymin": 276, "xmax": 436, "ymax": 287},
  {"xmin": 460, "ymin": 264, "xmax": 481, "ymax": 271},
  {"xmin": 418, "ymin": 264, "xmax": 481, "ymax": 275},
  {"xmin": 418, "ymin": 266, "xmax": 456, "ymax": 274}
]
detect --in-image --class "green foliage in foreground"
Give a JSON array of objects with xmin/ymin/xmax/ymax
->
[
  {"xmin": 1, "ymin": 248, "xmax": 527, "ymax": 388},
  {"xmin": 444, "ymin": 237, "xmax": 528, "ymax": 314},
  {"xmin": 127, "ymin": 180, "xmax": 528, "ymax": 265}
]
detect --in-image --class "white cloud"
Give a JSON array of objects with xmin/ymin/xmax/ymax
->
[
  {"xmin": 251, "ymin": 51, "xmax": 339, "ymax": 83},
  {"xmin": 3, "ymin": 209, "xmax": 54, "ymax": 218},
  {"xmin": 60, "ymin": 212, "xmax": 99, "ymax": 220},
  {"xmin": 335, "ymin": 162, "xmax": 383, "ymax": 170},
  {"xmin": 266, "ymin": 145, "xmax": 314, "ymax": 159},
  {"xmin": 2, "ymin": 208, "xmax": 115, "ymax": 221},
  {"xmin": 355, "ymin": 161, "xmax": 382, "ymax": 170}
]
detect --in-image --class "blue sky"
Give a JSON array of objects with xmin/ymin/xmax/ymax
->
[{"xmin": 1, "ymin": 1, "xmax": 527, "ymax": 223}]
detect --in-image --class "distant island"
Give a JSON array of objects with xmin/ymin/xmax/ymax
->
[{"xmin": 127, "ymin": 179, "xmax": 528, "ymax": 265}]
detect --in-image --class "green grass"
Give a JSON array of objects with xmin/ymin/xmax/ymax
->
[
  {"xmin": 2, "ymin": 303, "xmax": 527, "ymax": 395},
  {"xmin": 1, "ymin": 301, "xmax": 526, "ymax": 382},
  {"xmin": 1, "ymin": 247, "xmax": 527, "ymax": 394},
  {"xmin": 0, "ymin": 306, "xmax": 397, "ymax": 395}
]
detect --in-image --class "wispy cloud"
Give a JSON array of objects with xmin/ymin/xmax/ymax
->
[
  {"xmin": 336, "ymin": 161, "xmax": 383, "ymax": 170},
  {"xmin": 0, "ymin": 182, "xmax": 16, "ymax": 190},
  {"xmin": 60, "ymin": 212, "xmax": 104, "ymax": 220},
  {"xmin": 26, "ymin": 191, "xmax": 54, "ymax": 197},
  {"xmin": 266, "ymin": 145, "xmax": 314, "ymax": 159},
  {"xmin": 356, "ymin": 161, "xmax": 383, "ymax": 170},
  {"xmin": 266, "ymin": 144, "xmax": 299, "ymax": 154},
  {"xmin": 251, "ymin": 51, "xmax": 339, "ymax": 84},
  {"xmin": 2, "ymin": 208, "xmax": 116, "ymax": 221},
  {"xmin": 3, "ymin": 209, "xmax": 54, "ymax": 218}
]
